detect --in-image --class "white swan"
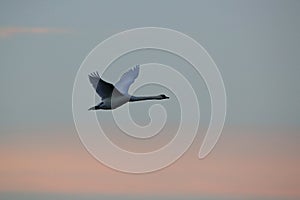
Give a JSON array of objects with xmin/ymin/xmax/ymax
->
[{"xmin": 88, "ymin": 65, "xmax": 169, "ymax": 110}]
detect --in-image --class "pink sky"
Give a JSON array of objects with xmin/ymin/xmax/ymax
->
[{"xmin": 0, "ymin": 127, "xmax": 299, "ymax": 198}]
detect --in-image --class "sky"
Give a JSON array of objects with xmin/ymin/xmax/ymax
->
[{"xmin": 0, "ymin": 0, "xmax": 299, "ymax": 199}]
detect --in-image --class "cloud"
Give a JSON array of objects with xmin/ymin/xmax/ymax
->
[{"xmin": 0, "ymin": 27, "xmax": 70, "ymax": 38}]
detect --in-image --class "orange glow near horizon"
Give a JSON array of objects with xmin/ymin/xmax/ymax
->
[{"xmin": 0, "ymin": 128, "xmax": 299, "ymax": 198}]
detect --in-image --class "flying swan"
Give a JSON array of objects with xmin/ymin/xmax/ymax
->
[{"xmin": 88, "ymin": 65, "xmax": 169, "ymax": 110}]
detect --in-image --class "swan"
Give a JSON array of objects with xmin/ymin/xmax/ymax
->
[{"xmin": 88, "ymin": 65, "xmax": 169, "ymax": 110}]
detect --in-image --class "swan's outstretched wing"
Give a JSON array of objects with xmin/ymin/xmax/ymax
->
[
  {"xmin": 115, "ymin": 65, "xmax": 140, "ymax": 95},
  {"xmin": 88, "ymin": 72, "xmax": 115, "ymax": 99}
]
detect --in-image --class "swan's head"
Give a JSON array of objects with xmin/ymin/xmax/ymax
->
[{"xmin": 159, "ymin": 94, "xmax": 169, "ymax": 99}]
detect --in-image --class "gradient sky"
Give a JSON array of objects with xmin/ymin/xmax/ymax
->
[{"xmin": 0, "ymin": 0, "xmax": 299, "ymax": 200}]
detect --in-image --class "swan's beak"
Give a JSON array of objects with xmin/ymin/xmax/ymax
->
[{"xmin": 161, "ymin": 94, "xmax": 169, "ymax": 99}]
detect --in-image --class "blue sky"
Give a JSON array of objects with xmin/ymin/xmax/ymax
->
[{"xmin": 1, "ymin": 0, "xmax": 299, "ymax": 130}]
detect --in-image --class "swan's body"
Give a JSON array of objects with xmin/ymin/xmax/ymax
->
[{"xmin": 88, "ymin": 65, "xmax": 169, "ymax": 110}]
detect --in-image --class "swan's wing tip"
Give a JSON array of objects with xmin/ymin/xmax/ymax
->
[
  {"xmin": 88, "ymin": 71, "xmax": 100, "ymax": 78},
  {"xmin": 115, "ymin": 65, "xmax": 140, "ymax": 94}
]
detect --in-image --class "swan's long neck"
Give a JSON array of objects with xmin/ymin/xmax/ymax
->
[{"xmin": 129, "ymin": 95, "xmax": 166, "ymax": 102}]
